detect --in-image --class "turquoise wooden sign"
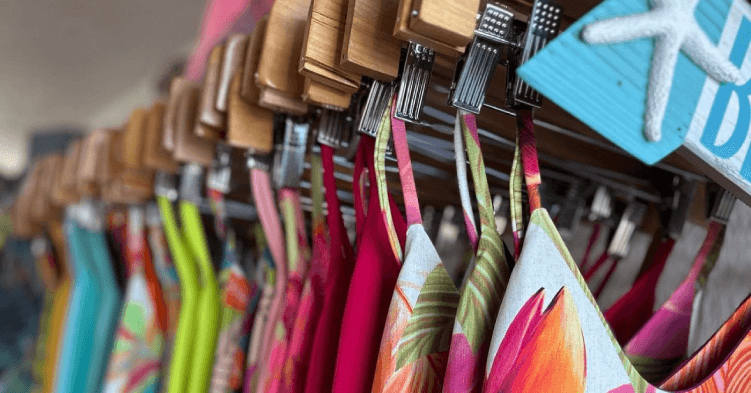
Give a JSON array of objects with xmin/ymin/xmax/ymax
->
[{"xmin": 518, "ymin": 0, "xmax": 751, "ymax": 203}]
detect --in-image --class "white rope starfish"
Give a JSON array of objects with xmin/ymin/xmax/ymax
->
[{"xmin": 582, "ymin": 0, "xmax": 743, "ymax": 143}]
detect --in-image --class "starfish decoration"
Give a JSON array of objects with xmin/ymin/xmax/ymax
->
[{"xmin": 582, "ymin": 0, "xmax": 743, "ymax": 143}]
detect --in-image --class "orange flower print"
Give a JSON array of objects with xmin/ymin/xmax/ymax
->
[{"xmin": 485, "ymin": 287, "xmax": 586, "ymax": 393}]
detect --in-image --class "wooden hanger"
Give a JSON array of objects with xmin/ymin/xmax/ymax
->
[
  {"xmin": 57, "ymin": 140, "xmax": 84, "ymax": 205},
  {"xmin": 197, "ymin": 34, "xmax": 250, "ymax": 143},
  {"xmin": 256, "ymin": 0, "xmax": 311, "ymax": 115},
  {"xmin": 121, "ymin": 108, "xmax": 156, "ymax": 201},
  {"xmin": 300, "ymin": 0, "xmax": 362, "ymax": 93},
  {"xmin": 143, "ymin": 101, "xmax": 180, "ymax": 174},
  {"xmin": 78, "ymin": 130, "xmax": 109, "ymax": 198},
  {"xmin": 33, "ymin": 154, "xmax": 64, "ymax": 224},
  {"xmin": 341, "ymin": 0, "xmax": 403, "ymax": 80},
  {"xmin": 99, "ymin": 121, "xmax": 154, "ymax": 205},
  {"xmin": 163, "ymin": 77, "xmax": 190, "ymax": 152},
  {"xmin": 13, "ymin": 161, "xmax": 44, "ymax": 238},
  {"xmin": 173, "ymin": 77, "xmax": 216, "ymax": 166},
  {"xmin": 393, "ymin": 0, "xmax": 476, "ymax": 56},
  {"xmin": 303, "ymin": 78, "xmax": 352, "ymax": 111},
  {"xmin": 228, "ymin": 28, "xmax": 275, "ymax": 153},
  {"xmin": 196, "ymin": 45, "xmax": 226, "ymax": 140}
]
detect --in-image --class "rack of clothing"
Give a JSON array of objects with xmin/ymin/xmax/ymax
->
[{"xmin": 5, "ymin": 0, "xmax": 751, "ymax": 392}]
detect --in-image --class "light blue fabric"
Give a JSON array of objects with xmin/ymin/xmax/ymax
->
[
  {"xmin": 81, "ymin": 228, "xmax": 122, "ymax": 393},
  {"xmin": 53, "ymin": 221, "xmax": 102, "ymax": 393}
]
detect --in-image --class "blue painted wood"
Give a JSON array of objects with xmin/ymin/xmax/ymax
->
[{"xmin": 517, "ymin": 0, "xmax": 733, "ymax": 165}]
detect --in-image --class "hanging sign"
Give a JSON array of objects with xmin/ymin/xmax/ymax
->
[{"xmin": 517, "ymin": 0, "xmax": 751, "ymax": 205}]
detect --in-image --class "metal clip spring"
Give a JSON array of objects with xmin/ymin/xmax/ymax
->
[
  {"xmin": 710, "ymin": 190, "xmax": 737, "ymax": 225},
  {"xmin": 358, "ymin": 80, "xmax": 395, "ymax": 137},
  {"xmin": 180, "ymin": 163, "xmax": 204, "ymax": 205},
  {"xmin": 207, "ymin": 144, "xmax": 232, "ymax": 194},
  {"xmin": 607, "ymin": 202, "xmax": 647, "ymax": 258},
  {"xmin": 449, "ymin": 3, "xmax": 515, "ymax": 113},
  {"xmin": 317, "ymin": 109, "xmax": 352, "ymax": 149},
  {"xmin": 394, "ymin": 43, "xmax": 435, "ymax": 123},
  {"xmin": 272, "ymin": 117, "xmax": 310, "ymax": 190},
  {"xmin": 589, "ymin": 185, "xmax": 612, "ymax": 222},
  {"xmin": 155, "ymin": 171, "xmax": 179, "ymax": 202},
  {"xmin": 507, "ymin": 0, "xmax": 562, "ymax": 108}
]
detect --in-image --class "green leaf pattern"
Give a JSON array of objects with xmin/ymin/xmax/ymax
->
[{"xmin": 395, "ymin": 265, "xmax": 460, "ymax": 370}]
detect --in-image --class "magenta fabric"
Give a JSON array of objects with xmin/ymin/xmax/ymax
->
[
  {"xmin": 390, "ymin": 114, "xmax": 421, "ymax": 227},
  {"xmin": 626, "ymin": 221, "xmax": 724, "ymax": 359},
  {"xmin": 329, "ymin": 136, "xmax": 407, "ymax": 393},
  {"xmin": 604, "ymin": 238, "xmax": 676, "ymax": 344},
  {"xmin": 301, "ymin": 146, "xmax": 356, "ymax": 393},
  {"xmin": 282, "ymin": 195, "xmax": 328, "ymax": 392},
  {"xmin": 184, "ymin": 0, "xmax": 275, "ymax": 81}
]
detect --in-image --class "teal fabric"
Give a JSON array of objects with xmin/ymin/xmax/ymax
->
[
  {"xmin": 82, "ymin": 228, "xmax": 123, "ymax": 393},
  {"xmin": 54, "ymin": 220, "xmax": 103, "ymax": 393}
]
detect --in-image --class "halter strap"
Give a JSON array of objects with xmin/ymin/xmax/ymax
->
[
  {"xmin": 390, "ymin": 106, "xmax": 422, "ymax": 227},
  {"xmin": 322, "ymin": 145, "xmax": 354, "ymax": 261},
  {"xmin": 374, "ymin": 101, "xmax": 404, "ymax": 262},
  {"xmin": 454, "ymin": 112, "xmax": 479, "ymax": 250}
]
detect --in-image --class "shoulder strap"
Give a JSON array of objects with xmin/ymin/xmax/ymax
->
[
  {"xmin": 322, "ymin": 145, "xmax": 354, "ymax": 261},
  {"xmin": 374, "ymin": 100, "xmax": 404, "ymax": 262},
  {"xmin": 390, "ymin": 105, "xmax": 422, "ymax": 227},
  {"xmin": 454, "ymin": 112, "xmax": 479, "ymax": 250}
]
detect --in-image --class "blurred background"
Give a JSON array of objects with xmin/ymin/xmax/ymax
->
[
  {"xmin": 0, "ymin": 2, "xmax": 207, "ymax": 390},
  {"xmin": 0, "ymin": 0, "xmax": 208, "ymax": 179}
]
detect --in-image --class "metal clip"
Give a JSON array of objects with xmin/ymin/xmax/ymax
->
[
  {"xmin": 449, "ymin": 3, "xmax": 516, "ymax": 113},
  {"xmin": 179, "ymin": 163, "xmax": 204, "ymax": 205},
  {"xmin": 506, "ymin": 0, "xmax": 562, "ymax": 108},
  {"xmin": 589, "ymin": 185, "xmax": 613, "ymax": 222},
  {"xmin": 155, "ymin": 171, "xmax": 179, "ymax": 202},
  {"xmin": 77, "ymin": 199, "xmax": 105, "ymax": 231},
  {"xmin": 709, "ymin": 189, "xmax": 736, "ymax": 225},
  {"xmin": 207, "ymin": 143, "xmax": 232, "ymax": 194},
  {"xmin": 660, "ymin": 177, "xmax": 697, "ymax": 240},
  {"xmin": 357, "ymin": 79, "xmax": 395, "ymax": 137},
  {"xmin": 607, "ymin": 202, "xmax": 647, "ymax": 258},
  {"xmin": 272, "ymin": 117, "xmax": 310, "ymax": 189},
  {"xmin": 145, "ymin": 202, "xmax": 162, "ymax": 227},
  {"xmin": 394, "ymin": 43, "xmax": 435, "ymax": 123},
  {"xmin": 556, "ymin": 181, "xmax": 584, "ymax": 233},
  {"xmin": 317, "ymin": 109, "xmax": 352, "ymax": 149}
]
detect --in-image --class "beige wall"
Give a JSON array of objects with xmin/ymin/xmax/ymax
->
[{"xmin": 0, "ymin": 0, "xmax": 206, "ymax": 177}]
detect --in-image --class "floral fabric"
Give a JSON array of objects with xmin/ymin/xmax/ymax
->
[
  {"xmin": 207, "ymin": 187, "xmax": 255, "ymax": 393},
  {"xmin": 282, "ymin": 154, "xmax": 327, "ymax": 393},
  {"xmin": 258, "ymin": 190, "xmax": 310, "ymax": 393},
  {"xmin": 245, "ymin": 248, "xmax": 275, "ymax": 393},
  {"xmin": 444, "ymin": 112, "xmax": 510, "ymax": 393},
  {"xmin": 486, "ymin": 208, "xmax": 751, "ymax": 393},
  {"xmin": 146, "ymin": 222, "xmax": 181, "ymax": 390},
  {"xmin": 371, "ymin": 107, "xmax": 460, "ymax": 392},
  {"xmin": 103, "ymin": 209, "xmax": 165, "ymax": 393}
]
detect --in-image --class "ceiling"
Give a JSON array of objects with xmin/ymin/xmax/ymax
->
[{"xmin": 0, "ymin": 0, "xmax": 208, "ymax": 178}]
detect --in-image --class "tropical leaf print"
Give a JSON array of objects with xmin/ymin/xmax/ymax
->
[
  {"xmin": 456, "ymin": 231, "xmax": 507, "ymax": 353},
  {"xmin": 396, "ymin": 265, "xmax": 460, "ymax": 370}
]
